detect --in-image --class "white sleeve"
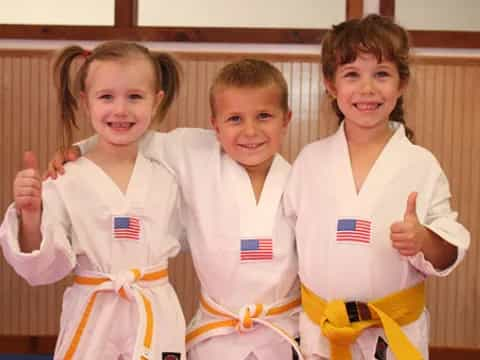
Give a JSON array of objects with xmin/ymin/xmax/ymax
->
[
  {"xmin": 169, "ymin": 188, "xmax": 189, "ymax": 253},
  {"xmin": 0, "ymin": 182, "xmax": 76, "ymax": 286},
  {"xmin": 282, "ymin": 151, "xmax": 306, "ymax": 229},
  {"xmin": 408, "ymin": 168, "xmax": 470, "ymax": 276},
  {"xmin": 75, "ymin": 134, "xmax": 98, "ymax": 155},
  {"xmin": 140, "ymin": 128, "xmax": 217, "ymax": 180}
]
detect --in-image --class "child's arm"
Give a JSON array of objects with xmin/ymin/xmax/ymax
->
[
  {"xmin": 45, "ymin": 129, "xmax": 215, "ymax": 180},
  {"xmin": 44, "ymin": 146, "xmax": 82, "ymax": 179},
  {"xmin": 390, "ymin": 192, "xmax": 458, "ymax": 270},
  {"xmin": 14, "ymin": 152, "xmax": 42, "ymax": 252},
  {"xmin": 391, "ymin": 169, "xmax": 470, "ymax": 273},
  {"xmin": 45, "ymin": 131, "xmax": 159, "ymax": 178},
  {"xmin": 1, "ymin": 152, "xmax": 76, "ymax": 285}
]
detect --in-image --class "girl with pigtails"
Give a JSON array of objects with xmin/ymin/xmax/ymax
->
[{"xmin": 0, "ymin": 41, "xmax": 186, "ymax": 359}]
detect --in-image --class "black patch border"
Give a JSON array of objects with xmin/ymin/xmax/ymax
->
[
  {"xmin": 162, "ymin": 352, "xmax": 181, "ymax": 360},
  {"xmin": 374, "ymin": 336, "xmax": 388, "ymax": 360}
]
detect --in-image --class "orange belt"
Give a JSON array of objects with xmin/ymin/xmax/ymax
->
[
  {"xmin": 63, "ymin": 267, "xmax": 168, "ymax": 360},
  {"xmin": 186, "ymin": 292, "xmax": 304, "ymax": 359}
]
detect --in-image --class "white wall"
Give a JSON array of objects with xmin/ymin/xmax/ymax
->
[
  {"xmin": 138, "ymin": 0, "xmax": 345, "ymax": 29},
  {"xmin": 396, "ymin": 0, "xmax": 480, "ymax": 31},
  {"xmin": 0, "ymin": 0, "xmax": 114, "ymax": 25}
]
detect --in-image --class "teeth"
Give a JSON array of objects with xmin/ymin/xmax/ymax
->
[
  {"xmin": 241, "ymin": 143, "xmax": 261, "ymax": 148},
  {"xmin": 109, "ymin": 122, "xmax": 133, "ymax": 128},
  {"xmin": 355, "ymin": 103, "xmax": 379, "ymax": 111}
]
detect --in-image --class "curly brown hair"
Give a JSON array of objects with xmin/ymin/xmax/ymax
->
[{"xmin": 321, "ymin": 14, "xmax": 413, "ymax": 140}]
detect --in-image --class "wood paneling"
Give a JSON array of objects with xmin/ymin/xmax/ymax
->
[
  {"xmin": 0, "ymin": 50, "xmax": 478, "ymax": 352},
  {"xmin": 406, "ymin": 58, "xmax": 480, "ymax": 347}
]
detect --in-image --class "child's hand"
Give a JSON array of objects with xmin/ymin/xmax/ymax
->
[
  {"xmin": 14, "ymin": 152, "xmax": 42, "ymax": 215},
  {"xmin": 43, "ymin": 146, "xmax": 81, "ymax": 180},
  {"xmin": 390, "ymin": 192, "xmax": 429, "ymax": 256}
]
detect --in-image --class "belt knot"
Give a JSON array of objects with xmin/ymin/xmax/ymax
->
[
  {"xmin": 320, "ymin": 299, "xmax": 365, "ymax": 346},
  {"xmin": 111, "ymin": 268, "xmax": 143, "ymax": 300},
  {"xmin": 236, "ymin": 303, "xmax": 265, "ymax": 332}
]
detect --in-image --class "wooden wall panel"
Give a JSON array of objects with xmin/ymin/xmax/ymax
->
[
  {"xmin": 405, "ymin": 59, "xmax": 480, "ymax": 347},
  {"xmin": 0, "ymin": 50, "xmax": 478, "ymax": 352}
]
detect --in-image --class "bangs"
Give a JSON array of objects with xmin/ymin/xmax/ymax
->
[
  {"xmin": 335, "ymin": 23, "xmax": 399, "ymax": 66},
  {"xmin": 321, "ymin": 14, "xmax": 410, "ymax": 82}
]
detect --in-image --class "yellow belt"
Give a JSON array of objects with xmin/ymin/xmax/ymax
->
[
  {"xmin": 302, "ymin": 282, "xmax": 425, "ymax": 360},
  {"xmin": 63, "ymin": 267, "xmax": 168, "ymax": 360},
  {"xmin": 186, "ymin": 292, "xmax": 303, "ymax": 359}
]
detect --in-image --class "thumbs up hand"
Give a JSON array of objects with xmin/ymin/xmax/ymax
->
[
  {"xmin": 14, "ymin": 151, "xmax": 42, "ymax": 214},
  {"xmin": 390, "ymin": 192, "xmax": 429, "ymax": 256}
]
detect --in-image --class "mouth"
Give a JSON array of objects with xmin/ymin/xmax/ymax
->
[
  {"xmin": 107, "ymin": 122, "xmax": 135, "ymax": 129},
  {"xmin": 353, "ymin": 102, "xmax": 382, "ymax": 111},
  {"xmin": 238, "ymin": 142, "xmax": 266, "ymax": 150}
]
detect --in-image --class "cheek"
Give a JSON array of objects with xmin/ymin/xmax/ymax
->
[
  {"xmin": 215, "ymin": 130, "xmax": 232, "ymax": 148},
  {"xmin": 89, "ymin": 103, "xmax": 108, "ymax": 117},
  {"xmin": 267, "ymin": 127, "xmax": 286, "ymax": 147},
  {"xmin": 386, "ymin": 89, "xmax": 402, "ymax": 104},
  {"xmin": 334, "ymin": 88, "xmax": 351, "ymax": 102}
]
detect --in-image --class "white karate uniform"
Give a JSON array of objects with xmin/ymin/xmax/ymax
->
[
  {"xmin": 138, "ymin": 129, "xmax": 300, "ymax": 360},
  {"xmin": 281, "ymin": 122, "xmax": 470, "ymax": 359},
  {"xmin": 0, "ymin": 153, "xmax": 186, "ymax": 360}
]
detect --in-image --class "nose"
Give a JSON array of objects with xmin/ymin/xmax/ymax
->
[
  {"xmin": 113, "ymin": 99, "xmax": 128, "ymax": 116},
  {"xmin": 243, "ymin": 119, "xmax": 257, "ymax": 136},
  {"xmin": 360, "ymin": 77, "xmax": 375, "ymax": 94}
]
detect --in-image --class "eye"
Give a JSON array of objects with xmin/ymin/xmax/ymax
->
[
  {"xmin": 375, "ymin": 71, "xmax": 391, "ymax": 78},
  {"xmin": 258, "ymin": 112, "xmax": 272, "ymax": 120},
  {"xmin": 227, "ymin": 115, "xmax": 241, "ymax": 123},
  {"xmin": 129, "ymin": 93, "xmax": 143, "ymax": 100},
  {"xmin": 343, "ymin": 71, "xmax": 359, "ymax": 79},
  {"xmin": 98, "ymin": 94, "xmax": 113, "ymax": 100}
]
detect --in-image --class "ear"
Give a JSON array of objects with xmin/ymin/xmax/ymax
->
[
  {"xmin": 282, "ymin": 109, "xmax": 292, "ymax": 130},
  {"xmin": 324, "ymin": 79, "xmax": 337, "ymax": 98},
  {"xmin": 398, "ymin": 78, "xmax": 409, "ymax": 96},
  {"xmin": 210, "ymin": 116, "xmax": 220, "ymax": 136},
  {"xmin": 154, "ymin": 90, "xmax": 165, "ymax": 112}
]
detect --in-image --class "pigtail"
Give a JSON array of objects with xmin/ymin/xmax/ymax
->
[
  {"xmin": 153, "ymin": 53, "xmax": 181, "ymax": 122},
  {"xmin": 390, "ymin": 96, "xmax": 414, "ymax": 141},
  {"xmin": 53, "ymin": 45, "xmax": 85, "ymax": 147}
]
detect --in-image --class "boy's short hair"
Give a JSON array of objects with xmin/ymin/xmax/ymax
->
[{"xmin": 209, "ymin": 58, "xmax": 289, "ymax": 116}]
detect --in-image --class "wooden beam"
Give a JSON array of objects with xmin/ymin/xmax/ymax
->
[
  {"xmin": 115, "ymin": 0, "xmax": 137, "ymax": 27},
  {"xmin": 410, "ymin": 30, "xmax": 480, "ymax": 48},
  {"xmin": 0, "ymin": 25, "xmax": 325, "ymax": 44},
  {"xmin": 379, "ymin": 0, "xmax": 395, "ymax": 18},
  {"xmin": 347, "ymin": 0, "xmax": 364, "ymax": 19},
  {"xmin": 0, "ymin": 336, "xmax": 56, "ymax": 354}
]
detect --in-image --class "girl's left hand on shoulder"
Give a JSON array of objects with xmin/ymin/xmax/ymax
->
[{"xmin": 390, "ymin": 192, "xmax": 429, "ymax": 256}]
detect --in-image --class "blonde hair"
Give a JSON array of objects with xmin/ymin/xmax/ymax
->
[
  {"xmin": 209, "ymin": 58, "xmax": 289, "ymax": 116},
  {"xmin": 53, "ymin": 41, "xmax": 181, "ymax": 146}
]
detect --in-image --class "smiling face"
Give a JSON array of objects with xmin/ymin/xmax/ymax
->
[
  {"xmin": 326, "ymin": 53, "xmax": 404, "ymax": 134},
  {"xmin": 211, "ymin": 84, "xmax": 291, "ymax": 173},
  {"xmin": 82, "ymin": 56, "xmax": 163, "ymax": 148}
]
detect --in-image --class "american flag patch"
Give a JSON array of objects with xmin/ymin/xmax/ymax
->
[
  {"xmin": 240, "ymin": 239, "xmax": 273, "ymax": 261},
  {"xmin": 113, "ymin": 216, "xmax": 141, "ymax": 241},
  {"xmin": 336, "ymin": 219, "xmax": 371, "ymax": 244}
]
